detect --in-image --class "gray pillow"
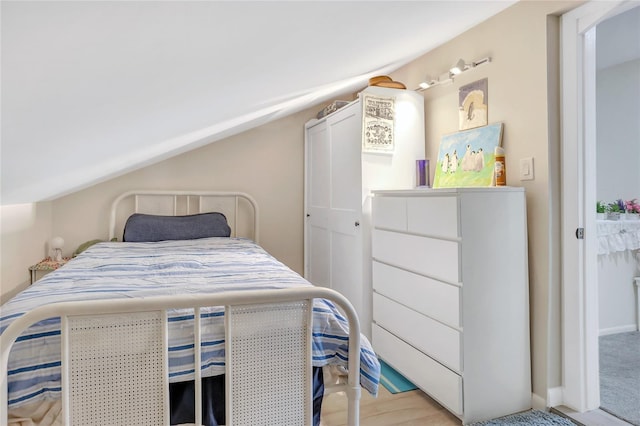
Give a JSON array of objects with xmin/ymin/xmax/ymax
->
[{"xmin": 123, "ymin": 212, "xmax": 231, "ymax": 242}]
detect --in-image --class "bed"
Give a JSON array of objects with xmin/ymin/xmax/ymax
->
[{"xmin": 1, "ymin": 190, "xmax": 380, "ymax": 425}]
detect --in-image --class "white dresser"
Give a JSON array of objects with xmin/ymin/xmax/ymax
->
[{"xmin": 371, "ymin": 188, "xmax": 531, "ymax": 424}]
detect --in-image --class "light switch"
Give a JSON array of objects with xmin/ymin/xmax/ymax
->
[{"xmin": 520, "ymin": 157, "xmax": 534, "ymax": 181}]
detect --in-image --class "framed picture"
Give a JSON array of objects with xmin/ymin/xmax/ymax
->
[
  {"xmin": 432, "ymin": 122, "xmax": 503, "ymax": 188},
  {"xmin": 362, "ymin": 93, "xmax": 395, "ymax": 153},
  {"xmin": 459, "ymin": 78, "xmax": 488, "ymax": 130}
]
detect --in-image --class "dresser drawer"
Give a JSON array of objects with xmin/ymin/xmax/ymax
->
[
  {"xmin": 372, "ymin": 196, "xmax": 407, "ymax": 231},
  {"xmin": 407, "ymin": 196, "xmax": 459, "ymax": 239},
  {"xmin": 372, "ymin": 229, "xmax": 460, "ymax": 283},
  {"xmin": 373, "ymin": 293, "xmax": 461, "ymax": 372},
  {"xmin": 373, "ymin": 261, "xmax": 461, "ymax": 328},
  {"xmin": 373, "ymin": 324, "xmax": 463, "ymax": 416}
]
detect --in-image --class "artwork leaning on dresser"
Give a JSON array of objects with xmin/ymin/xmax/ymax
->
[{"xmin": 371, "ymin": 187, "xmax": 531, "ymax": 425}]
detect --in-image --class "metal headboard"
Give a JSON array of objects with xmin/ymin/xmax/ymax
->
[{"xmin": 109, "ymin": 190, "xmax": 259, "ymax": 243}]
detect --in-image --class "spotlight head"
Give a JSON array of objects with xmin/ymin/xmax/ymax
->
[{"xmin": 450, "ymin": 58, "xmax": 467, "ymax": 75}]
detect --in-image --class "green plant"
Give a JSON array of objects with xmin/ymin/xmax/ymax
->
[
  {"xmin": 596, "ymin": 201, "xmax": 606, "ymax": 213},
  {"xmin": 607, "ymin": 201, "xmax": 622, "ymax": 213}
]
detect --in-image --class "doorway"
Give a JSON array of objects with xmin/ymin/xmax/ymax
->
[
  {"xmin": 595, "ymin": 6, "xmax": 640, "ymax": 425},
  {"xmin": 561, "ymin": 0, "xmax": 640, "ymax": 420}
]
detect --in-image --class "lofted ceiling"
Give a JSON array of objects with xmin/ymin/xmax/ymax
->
[{"xmin": 1, "ymin": 1, "xmax": 517, "ymax": 205}]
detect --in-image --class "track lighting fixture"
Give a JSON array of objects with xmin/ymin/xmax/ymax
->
[{"xmin": 416, "ymin": 56, "xmax": 491, "ymax": 91}]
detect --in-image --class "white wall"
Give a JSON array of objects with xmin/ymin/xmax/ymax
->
[
  {"xmin": 598, "ymin": 250, "xmax": 638, "ymax": 334},
  {"xmin": 596, "ymin": 59, "xmax": 640, "ymax": 202}
]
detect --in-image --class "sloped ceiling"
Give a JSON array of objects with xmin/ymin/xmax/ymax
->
[{"xmin": 1, "ymin": 1, "xmax": 517, "ymax": 205}]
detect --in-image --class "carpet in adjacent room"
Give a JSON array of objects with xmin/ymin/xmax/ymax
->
[{"xmin": 599, "ymin": 331, "xmax": 640, "ymax": 426}]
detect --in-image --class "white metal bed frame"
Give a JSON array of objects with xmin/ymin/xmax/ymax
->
[
  {"xmin": 1, "ymin": 288, "xmax": 362, "ymax": 426},
  {"xmin": 1, "ymin": 190, "xmax": 362, "ymax": 425},
  {"xmin": 108, "ymin": 190, "xmax": 260, "ymax": 242}
]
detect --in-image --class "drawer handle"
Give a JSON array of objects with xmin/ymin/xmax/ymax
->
[{"xmin": 355, "ymin": 221, "xmax": 360, "ymax": 227}]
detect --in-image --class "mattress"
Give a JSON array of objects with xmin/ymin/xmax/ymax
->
[{"xmin": 1, "ymin": 237, "xmax": 380, "ymax": 409}]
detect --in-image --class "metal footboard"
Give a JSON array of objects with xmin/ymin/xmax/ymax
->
[{"xmin": 1, "ymin": 287, "xmax": 361, "ymax": 426}]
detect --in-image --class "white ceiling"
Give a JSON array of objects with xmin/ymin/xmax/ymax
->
[
  {"xmin": 596, "ymin": 4, "xmax": 640, "ymax": 70},
  {"xmin": 1, "ymin": 1, "xmax": 518, "ymax": 205}
]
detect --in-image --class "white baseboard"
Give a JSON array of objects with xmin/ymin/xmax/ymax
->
[{"xmin": 599, "ymin": 324, "xmax": 637, "ymax": 336}]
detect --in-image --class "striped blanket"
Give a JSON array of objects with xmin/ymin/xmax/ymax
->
[{"xmin": 1, "ymin": 238, "xmax": 380, "ymax": 408}]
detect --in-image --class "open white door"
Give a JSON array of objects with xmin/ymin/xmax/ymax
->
[{"xmin": 560, "ymin": 0, "xmax": 638, "ymax": 412}]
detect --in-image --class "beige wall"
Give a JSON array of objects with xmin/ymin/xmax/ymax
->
[
  {"xmin": 1, "ymin": 202, "xmax": 53, "ymax": 304},
  {"xmin": 0, "ymin": 0, "xmax": 582, "ymax": 406},
  {"xmin": 49, "ymin": 107, "xmax": 314, "ymax": 276},
  {"xmin": 390, "ymin": 0, "xmax": 578, "ymax": 401}
]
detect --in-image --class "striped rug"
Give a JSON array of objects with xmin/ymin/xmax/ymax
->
[{"xmin": 379, "ymin": 359, "xmax": 417, "ymax": 394}]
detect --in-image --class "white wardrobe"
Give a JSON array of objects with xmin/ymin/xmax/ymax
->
[
  {"xmin": 371, "ymin": 188, "xmax": 531, "ymax": 424},
  {"xmin": 304, "ymin": 86, "xmax": 425, "ymax": 336}
]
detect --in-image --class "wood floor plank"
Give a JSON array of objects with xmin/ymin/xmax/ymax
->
[{"xmin": 321, "ymin": 386, "xmax": 460, "ymax": 426}]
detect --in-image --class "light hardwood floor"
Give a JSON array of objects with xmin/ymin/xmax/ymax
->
[
  {"xmin": 322, "ymin": 386, "xmax": 632, "ymax": 426},
  {"xmin": 320, "ymin": 386, "xmax": 461, "ymax": 426}
]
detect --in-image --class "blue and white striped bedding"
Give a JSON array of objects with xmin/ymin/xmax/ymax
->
[{"xmin": 1, "ymin": 237, "xmax": 380, "ymax": 408}]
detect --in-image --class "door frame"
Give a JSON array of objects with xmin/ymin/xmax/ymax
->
[{"xmin": 560, "ymin": 0, "xmax": 637, "ymax": 412}]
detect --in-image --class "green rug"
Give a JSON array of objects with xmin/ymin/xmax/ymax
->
[{"xmin": 379, "ymin": 359, "xmax": 417, "ymax": 394}]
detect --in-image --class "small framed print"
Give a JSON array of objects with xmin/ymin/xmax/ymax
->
[
  {"xmin": 362, "ymin": 93, "xmax": 395, "ymax": 153},
  {"xmin": 459, "ymin": 78, "xmax": 488, "ymax": 131}
]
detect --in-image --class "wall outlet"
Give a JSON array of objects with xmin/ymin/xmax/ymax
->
[{"xmin": 520, "ymin": 157, "xmax": 534, "ymax": 181}]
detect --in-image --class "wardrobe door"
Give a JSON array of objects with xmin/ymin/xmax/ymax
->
[
  {"xmin": 327, "ymin": 104, "xmax": 364, "ymax": 318},
  {"xmin": 305, "ymin": 121, "xmax": 330, "ymax": 288}
]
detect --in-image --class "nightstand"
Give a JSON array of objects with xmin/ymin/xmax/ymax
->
[{"xmin": 29, "ymin": 257, "xmax": 71, "ymax": 284}]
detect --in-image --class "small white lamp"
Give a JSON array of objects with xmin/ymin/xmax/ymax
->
[{"xmin": 50, "ymin": 236, "xmax": 65, "ymax": 261}]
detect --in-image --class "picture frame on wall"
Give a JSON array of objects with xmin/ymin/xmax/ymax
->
[
  {"xmin": 362, "ymin": 93, "xmax": 395, "ymax": 153},
  {"xmin": 459, "ymin": 78, "xmax": 488, "ymax": 131}
]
